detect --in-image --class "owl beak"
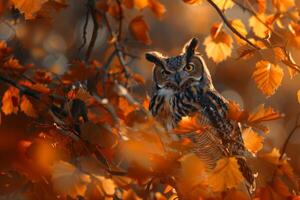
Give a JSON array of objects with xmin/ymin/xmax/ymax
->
[{"xmin": 174, "ymin": 72, "xmax": 181, "ymax": 85}]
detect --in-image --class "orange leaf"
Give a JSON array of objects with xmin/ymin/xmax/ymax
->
[
  {"xmin": 11, "ymin": 0, "xmax": 48, "ymax": 20},
  {"xmin": 259, "ymin": 148, "xmax": 281, "ymax": 165},
  {"xmin": 206, "ymin": 157, "xmax": 244, "ymax": 192},
  {"xmin": 204, "ymin": 24, "xmax": 233, "ymax": 63},
  {"xmin": 252, "ymin": 60, "xmax": 284, "ymax": 97},
  {"xmin": 242, "ymin": 127, "xmax": 263, "ymax": 155},
  {"xmin": 174, "ymin": 116, "xmax": 208, "ymax": 134},
  {"xmin": 249, "ymin": 14, "xmax": 272, "ymax": 38},
  {"xmin": 148, "ymin": 0, "xmax": 166, "ymax": 18},
  {"xmin": 297, "ymin": 90, "xmax": 300, "ymax": 103},
  {"xmin": 248, "ymin": 104, "xmax": 283, "ymax": 124},
  {"xmin": 129, "ymin": 16, "xmax": 152, "ymax": 45},
  {"xmin": 227, "ymin": 100, "xmax": 249, "ymax": 122},
  {"xmin": 20, "ymin": 96, "xmax": 37, "ymax": 117},
  {"xmin": 1, "ymin": 86, "xmax": 20, "ymax": 115}
]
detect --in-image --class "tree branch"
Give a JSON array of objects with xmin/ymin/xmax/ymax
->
[
  {"xmin": 206, "ymin": 0, "xmax": 260, "ymax": 50},
  {"xmin": 78, "ymin": 2, "xmax": 90, "ymax": 56},
  {"xmin": 280, "ymin": 112, "xmax": 300, "ymax": 160},
  {"xmin": 85, "ymin": 0, "xmax": 99, "ymax": 62}
]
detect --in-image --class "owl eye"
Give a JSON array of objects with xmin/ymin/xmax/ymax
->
[{"xmin": 184, "ymin": 63, "xmax": 195, "ymax": 72}]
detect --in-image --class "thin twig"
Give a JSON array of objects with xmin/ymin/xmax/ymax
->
[
  {"xmin": 78, "ymin": 3, "xmax": 90, "ymax": 56},
  {"xmin": 280, "ymin": 112, "xmax": 300, "ymax": 160},
  {"xmin": 85, "ymin": 0, "xmax": 99, "ymax": 62},
  {"xmin": 206, "ymin": 0, "xmax": 260, "ymax": 50}
]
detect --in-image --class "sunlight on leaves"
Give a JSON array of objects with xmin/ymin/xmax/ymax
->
[
  {"xmin": 204, "ymin": 24, "xmax": 233, "ymax": 63},
  {"xmin": 252, "ymin": 60, "xmax": 284, "ymax": 97},
  {"xmin": 249, "ymin": 14, "xmax": 272, "ymax": 38},
  {"xmin": 206, "ymin": 157, "xmax": 244, "ymax": 192},
  {"xmin": 260, "ymin": 148, "xmax": 281, "ymax": 165}
]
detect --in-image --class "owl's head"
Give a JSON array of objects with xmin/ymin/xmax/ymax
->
[{"xmin": 145, "ymin": 38, "xmax": 213, "ymax": 92}]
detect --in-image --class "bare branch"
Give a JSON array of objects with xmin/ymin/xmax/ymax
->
[
  {"xmin": 85, "ymin": 0, "xmax": 99, "ymax": 62},
  {"xmin": 280, "ymin": 112, "xmax": 300, "ymax": 160}
]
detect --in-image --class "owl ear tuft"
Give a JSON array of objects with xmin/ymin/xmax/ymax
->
[
  {"xmin": 145, "ymin": 51, "xmax": 164, "ymax": 66},
  {"xmin": 184, "ymin": 38, "xmax": 199, "ymax": 60}
]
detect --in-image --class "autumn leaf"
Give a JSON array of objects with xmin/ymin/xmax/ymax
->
[
  {"xmin": 51, "ymin": 161, "xmax": 91, "ymax": 198},
  {"xmin": 212, "ymin": 0, "xmax": 234, "ymax": 10},
  {"xmin": 231, "ymin": 19, "xmax": 248, "ymax": 45},
  {"xmin": 204, "ymin": 24, "xmax": 233, "ymax": 63},
  {"xmin": 242, "ymin": 127, "xmax": 263, "ymax": 155},
  {"xmin": 272, "ymin": 0, "xmax": 295, "ymax": 13},
  {"xmin": 252, "ymin": 60, "xmax": 284, "ymax": 97},
  {"xmin": 231, "ymin": 19, "xmax": 247, "ymax": 37},
  {"xmin": 148, "ymin": 0, "xmax": 166, "ymax": 18},
  {"xmin": 297, "ymin": 90, "xmax": 300, "ymax": 103},
  {"xmin": 227, "ymin": 100, "xmax": 249, "ymax": 122},
  {"xmin": 259, "ymin": 148, "xmax": 281, "ymax": 165},
  {"xmin": 206, "ymin": 157, "xmax": 244, "ymax": 192},
  {"xmin": 1, "ymin": 86, "xmax": 20, "ymax": 115},
  {"xmin": 248, "ymin": 104, "xmax": 283, "ymax": 124},
  {"xmin": 20, "ymin": 96, "xmax": 37, "ymax": 117},
  {"xmin": 249, "ymin": 14, "xmax": 272, "ymax": 38},
  {"xmin": 174, "ymin": 116, "xmax": 208, "ymax": 134},
  {"xmin": 11, "ymin": 0, "xmax": 48, "ymax": 20},
  {"xmin": 129, "ymin": 15, "xmax": 152, "ymax": 45}
]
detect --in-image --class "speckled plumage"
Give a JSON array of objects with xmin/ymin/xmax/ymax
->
[{"xmin": 145, "ymin": 38, "xmax": 255, "ymax": 188}]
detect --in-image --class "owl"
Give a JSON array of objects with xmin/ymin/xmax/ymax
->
[{"xmin": 145, "ymin": 38, "xmax": 255, "ymax": 190}]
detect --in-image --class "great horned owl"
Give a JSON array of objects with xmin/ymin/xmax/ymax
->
[{"xmin": 145, "ymin": 38, "xmax": 255, "ymax": 189}]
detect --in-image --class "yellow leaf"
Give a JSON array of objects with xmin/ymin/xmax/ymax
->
[
  {"xmin": 11, "ymin": 0, "xmax": 48, "ymax": 20},
  {"xmin": 231, "ymin": 19, "xmax": 247, "ymax": 37},
  {"xmin": 252, "ymin": 60, "xmax": 283, "ymax": 97},
  {"xmin": 129, "ymin": 15, "xmax": 152, "ymax": 45},
  {"xmin": 204, "ymin": 24, "xmax": 233, "ymax": 63},
  {"xmin": 51, "ymin": 161, "xmax": 91, "ymax": 198},
  {"xmin": 242, "ymin": 127, "xmax": 263, "ymax": 154},
  {"xmin": 298, "ymin": 90, "xmax": 300, "ymax": 103},
  {"xmin": 272, "ymin": 0, "xmax": 295, "ymax": 13},
  {"xmin": 212, "ymin": 0, "xmax": 234, "ymax": 10},
  {"xmin": 1, "ymin": 86, "xmax": 20, "ymax": 115},
  {"xmin": 206, "ymin": 157, "xmax": 244, "ymax": 192},
  {"xmin": 249, "ymin": 14, "xmax": 271, "ymax": 38},
  {"xmin": 248, "ymin": 104, "xmax": 283, "ymax": 124},
  {"xmin": 20, "ymin": 96, "xmax": 37, "ymax": 117}
]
